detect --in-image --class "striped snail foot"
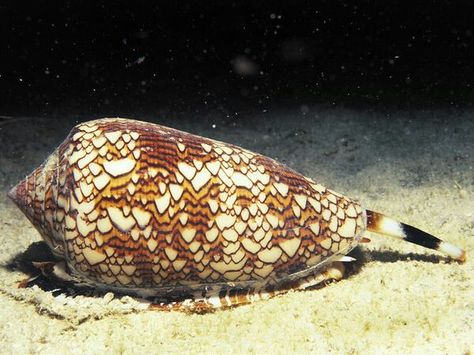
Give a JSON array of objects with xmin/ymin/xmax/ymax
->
[{"xmin": 149, "ymin": 262, "xmax": 347, "ymax": 313}]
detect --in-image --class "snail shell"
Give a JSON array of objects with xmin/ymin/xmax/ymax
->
[{"xmin": 9, "ymin": 118, "xmax": 464, "ymax": 308}]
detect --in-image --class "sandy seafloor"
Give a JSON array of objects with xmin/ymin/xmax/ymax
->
[{"xmin": 0, "ymin": 107, "xmax": 472, "ymax": 354}]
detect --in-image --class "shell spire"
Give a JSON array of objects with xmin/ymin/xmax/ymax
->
[
  {"xmin": 9, "ymin": 167, "xmax": 46, "ymax": 227},
  {"xmin": 8, "ymin": 180, "xmax": 23, "ymax": 208},
  {"xmin": 8, "ymin": 148, "xmax": 65, "ymax": 256}
]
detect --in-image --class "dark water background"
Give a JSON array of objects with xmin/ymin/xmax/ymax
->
[{"xmin": 1, "ymin": 1, "xmax": 473, "ymax": 118}]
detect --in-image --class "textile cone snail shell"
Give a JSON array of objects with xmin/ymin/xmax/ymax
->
[{"xmin": 8, "ymin": 118, "xmax": 466, "ymax": 310}]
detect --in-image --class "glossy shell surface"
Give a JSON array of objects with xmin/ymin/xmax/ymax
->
[{"xmin": 10, "ymin": 118, "xmax": 366, "ymax": 294}]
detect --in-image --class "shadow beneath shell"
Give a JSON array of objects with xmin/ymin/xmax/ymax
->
[
  {"xmin": 363, "ymin": 249, "xmax": 456, "ymax": 264},
  {"xmin": 4, "ymin": 242, "xmax": 456, "ymax": 309},
  {"xmin": 6, "ymin": 241, "xmax": 57, "ymax": 276},
  {"xmin": 6, "ymin": 242, "xmax": 84, "ymax": 296},
  {"xmin": 309, "ymin": 246, "xmax": 456, "ymax": 287}
]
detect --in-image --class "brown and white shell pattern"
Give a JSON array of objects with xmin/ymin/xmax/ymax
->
[{"xmin": 10, "ymin": 118, "xmax": 365, "ymax": 296}]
